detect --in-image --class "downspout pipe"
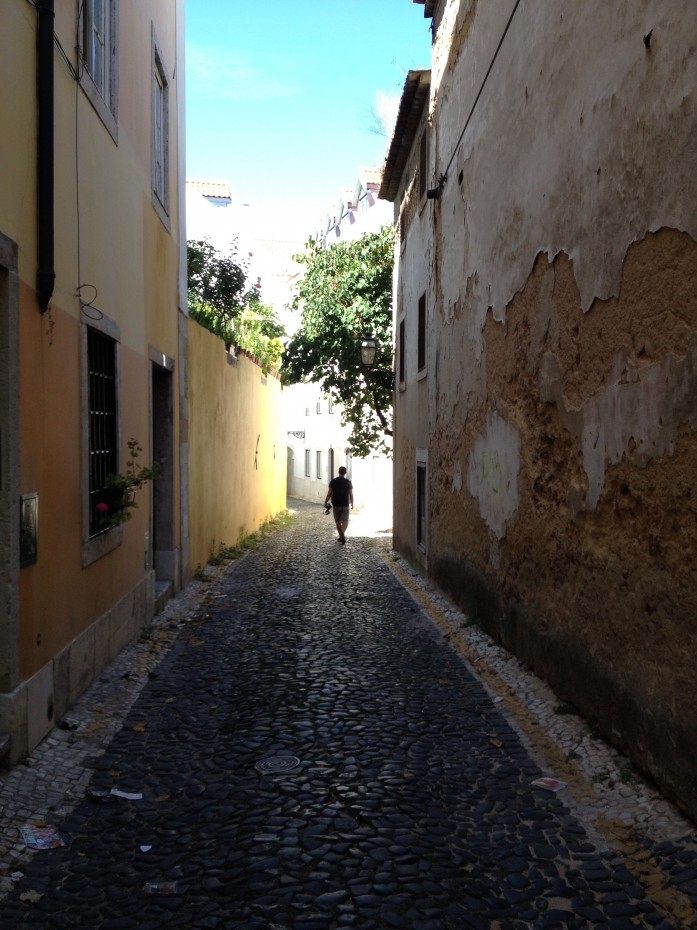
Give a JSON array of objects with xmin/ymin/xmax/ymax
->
[{"xmin": 36, "ymin": 0, "xmax": 55, "ymax": 313}]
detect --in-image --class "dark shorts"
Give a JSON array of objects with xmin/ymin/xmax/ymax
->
[{"xmin": 333, "ymin": 506, "xmax": 350, "ymax": 525}]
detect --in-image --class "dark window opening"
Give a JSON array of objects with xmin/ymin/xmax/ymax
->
[
  {"xmin": 416, "ymin": 463, "xmax": 426, "ymax": 548},
  {"xmin": 399, "ymin": 318, "xmax": 406, "ymax": 384},
  {"xmin": 417, "ymin": 294, "xmax": 426, "ymax": 372},
  {"xmin": 419, "ymin": 130, "xmax": 428, "ymax": 200}
]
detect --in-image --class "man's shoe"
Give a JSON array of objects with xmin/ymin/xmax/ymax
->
[{"xmin": 339, "ymin": 536, "xmax": 346, "ymax": 545}]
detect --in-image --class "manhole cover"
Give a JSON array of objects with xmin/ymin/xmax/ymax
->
[{"xmin": 255, "ymin": 755, "xmax": 301, "ymax": 775}]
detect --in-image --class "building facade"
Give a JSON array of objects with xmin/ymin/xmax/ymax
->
[
  {"xmin": 0, "ymin": 0, "xmax": 185, "ymax": 761},
  {"xmin": 384, "ymin": 0, "xmax": 697, "ymax": 819},
  {"xmin": 285, "ymin": 168, "xmax": 394, "ymax": 518}
]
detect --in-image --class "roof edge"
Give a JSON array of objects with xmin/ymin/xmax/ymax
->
[
  {"xmin": 412, "ymin": 0, "xmax": 436, "ymax": 18},
  {"xmin": 378, "ymin": 70, "xmax": 431, "ymax": 203}
]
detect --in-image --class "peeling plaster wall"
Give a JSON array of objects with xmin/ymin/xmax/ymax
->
[
  {"xmin": 411, "ymin": 0, "xmax": 697, "ymax": 819},
  {"xmin": 432, "ymin": 1, "xmax": 697, "ymax": 322}
]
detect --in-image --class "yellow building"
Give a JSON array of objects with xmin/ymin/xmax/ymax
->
[{"xmin": 0, "ymin": 0, "xmax": 186, "ymax": 761}]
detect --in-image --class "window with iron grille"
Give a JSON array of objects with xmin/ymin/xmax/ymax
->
[
  {"xmin": 305, "ymin": 450, "xmax": 311, "ymax": 477},
  {"xmin": 316, "ymin": 450, "xmax": 322, "ymax": 479},
  {"xmin": 87, "ymin": 328, "xmax": 117, "ymax": 536}
]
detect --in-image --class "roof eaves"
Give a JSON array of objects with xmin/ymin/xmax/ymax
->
[
  {"xmin": 412, "ymin": 0, "xmax": 436, "ymax": 19},
  {"xmin": 378, "ymin": 70, "xmax": 431, "ymax": 203}
]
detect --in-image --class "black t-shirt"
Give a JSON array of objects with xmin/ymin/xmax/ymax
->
[{"xmin": 328, "ymin": 476, "xmax": 352, "ymax": 507}]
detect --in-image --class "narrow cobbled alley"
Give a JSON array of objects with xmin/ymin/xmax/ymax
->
[{"xmin": 1, "ymin": 501, "xmax": 696, "ymax": 930}]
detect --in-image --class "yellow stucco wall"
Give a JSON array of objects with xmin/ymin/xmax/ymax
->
[
  {"xmin": 187, "ymin": 321, "xmax": 287, "ymax": 571},
  {"xmin": 1, "ymin": 1, "xmax": 184, "ymax": 757}
]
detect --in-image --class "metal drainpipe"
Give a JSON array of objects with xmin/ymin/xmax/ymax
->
[{"xmin": 36, "ymin": 0, "xmax": 55, "ymax": 313}]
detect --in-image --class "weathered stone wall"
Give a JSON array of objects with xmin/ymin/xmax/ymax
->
[{"xmin": 417, "ymin": 0, "xmax": 697, "ymax": 818}]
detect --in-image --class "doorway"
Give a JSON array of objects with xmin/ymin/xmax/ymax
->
[
  {"xmin": 0, "ymin": 233, "xmax": 19, "ymax": 695},
  {"xmin": 151, "ymin": 357, "xmax": 177, "ymax": 593}
]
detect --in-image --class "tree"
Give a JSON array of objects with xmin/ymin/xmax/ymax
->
[
  {"xmin": 282, "ymin": 226, "xmax": 394, "ymax": 457},
  {"xmin": 187, "ymin": 239, "xmax": 285, "ymax": 374}
]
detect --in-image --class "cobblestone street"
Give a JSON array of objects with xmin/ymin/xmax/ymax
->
[{"xmin": 1, "ymin": 501, "xmax": 696, "ymax": 929}]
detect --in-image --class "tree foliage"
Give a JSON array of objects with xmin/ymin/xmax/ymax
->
[
  {"xmin": 187, "ymin": 239, "xmax": 284, "ymax": 374},
  {"xmin": 282, "ymin": 226, "xmax": 394, "ymax": 457}
]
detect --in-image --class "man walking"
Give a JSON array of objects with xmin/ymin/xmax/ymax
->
[{"xmin": 325, "ymin": 466, "xmax": 354, "ymax": 545}]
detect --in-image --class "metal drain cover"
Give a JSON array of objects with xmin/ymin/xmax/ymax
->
[{"xmin": 255, "ymin": 755, "xmax": 301, "ymax": 775}]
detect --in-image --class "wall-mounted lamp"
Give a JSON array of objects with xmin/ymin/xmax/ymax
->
[
  {"xmin": 360, "ymin": 333, "xmax": 395, "ymax": 390},
  {"xmin": 426, "ymin": 172, "xmax": 448, "ymax": 200},
  {"xmin": 360, "ymin": 334, "xmax": 378, "ymax": 368}
]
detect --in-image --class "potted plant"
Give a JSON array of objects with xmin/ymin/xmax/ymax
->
[{"xmin": 97, "ymin": 438, "xmax": 162, "ymax": 528}]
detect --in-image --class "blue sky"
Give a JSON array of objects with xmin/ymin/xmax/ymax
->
[{"xmin": 185, "ymin": 0, "xmax": 431, "ymax": 236}]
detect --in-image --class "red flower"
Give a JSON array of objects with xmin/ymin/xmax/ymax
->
[{"xmin": 97, "ymin": 502, "xmax": 109, "ymax": 513}]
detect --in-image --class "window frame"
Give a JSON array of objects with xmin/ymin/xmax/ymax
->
[
  {"xmin": 79, "ymin": 0, "xmax": 119, "ymax": 141},
  {"xmin": 417, "ymin": 293, "xmax": 427, "ymax": 376},
  {"xmin": 416, "ymin": 448, "xmax": 428, "ymax": 554},
  {"xmin": 316, "ymin": 450, "xmax": 322, "ymax": 480},
  {"xmin": 398, "ymin": 317, "xmax": 406, "ymax": 388},
  {"xmin": 419, "ymin": 129, "xmax": 428, "ymax": 202},
  {"xmin": 151, "ymin": 27, "xmax": 170, "ymax": 229},
  {"xmin": 304, "ymin": 450, "xmax": 311, "ymax": 478}
]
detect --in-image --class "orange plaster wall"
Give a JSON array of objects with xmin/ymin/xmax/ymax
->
[{"xmin": 18, "ymin": 289, "xmax": 154, "ymax": 679}]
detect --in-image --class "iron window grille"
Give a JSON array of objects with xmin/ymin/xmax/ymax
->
[{"xmin": 87, "ymin": 328, "xmax": 117, "ymax": 536}]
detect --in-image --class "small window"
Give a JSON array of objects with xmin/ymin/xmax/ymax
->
[
  {"xmin": 305, "ymin": 407, "xmax": 310, "ymax": 417},
  {"xmin": 419, "ymin": 130, "xmax": 428, "ymax": 201},
  {"xmin": 399, "ymin": 318, "xmax": 406, "ymax": 385},
  {"xmin": 416, "ymin": 462, "xmax": 427, "ymax": 549},
  {"xmin": 87, "ymin": 328, "xmax": 118, "ymax": 537},
  {"xmin": 417, "ymin": 294, "xmax": 426, "ymax": 372},
  {"xmin": 304, "ymin": 450, "xmax": 311, "ymax": 477},
  {"xmin": 316, "ymin": 399, "xmax": 322, "ymax": 415},
  {"xmin": 79, "ymin": 0, "xmax": 119, "ymax": 138},
  {"xmin": 316, "ymin": 451, "xmax": 322, "ymax": 479},
  {"xmin": 328, "ymin": 396, "xmax": 334, "ymax": 414},
  {"xmin": 152, "ymin": 32, "xmax": 170, "ymax": 226}
]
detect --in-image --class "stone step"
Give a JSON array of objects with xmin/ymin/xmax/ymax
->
[{"xmin": 154, "ymin": 580, "xmax": 173, "ymax": 615}]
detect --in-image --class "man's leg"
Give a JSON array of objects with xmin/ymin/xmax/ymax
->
[{"xmin": 332, "ymin": 506, "xmax": 349, "ymax": 543}]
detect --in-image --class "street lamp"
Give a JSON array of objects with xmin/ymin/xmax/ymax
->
[{"xmin": 360, "ymin": 334, "xmax": 378, "ymax": 369}]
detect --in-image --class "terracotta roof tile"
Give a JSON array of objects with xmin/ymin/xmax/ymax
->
[{"xmin": 186, "ymin": 179, "xmax": 232, "ymax": 200}]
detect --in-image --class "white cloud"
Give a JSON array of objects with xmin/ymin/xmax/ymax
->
[{"xmin": 186, "ymin": 44, "xmax": 302, "ymax": 101}]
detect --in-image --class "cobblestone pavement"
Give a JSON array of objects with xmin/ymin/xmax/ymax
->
[{"xmin": 1, "ymin": 500, "xmax": 696, "ymax": 929}]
